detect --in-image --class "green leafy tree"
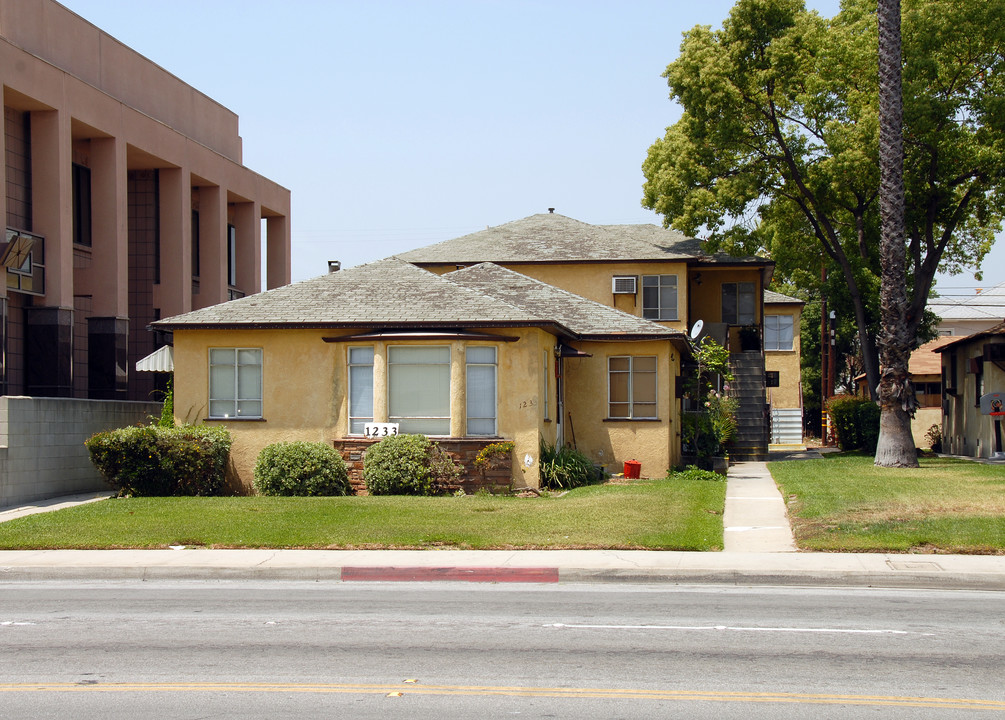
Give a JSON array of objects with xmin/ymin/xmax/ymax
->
[{"xmin": 642, "ymin": 0, "xmax": 1004, "ymax": 416}]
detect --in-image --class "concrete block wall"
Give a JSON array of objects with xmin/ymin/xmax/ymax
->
[{"xmin": 0, "ymin": 396, "xmax": 162, "ymax": 508}]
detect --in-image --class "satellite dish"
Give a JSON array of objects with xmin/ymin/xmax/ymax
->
[{"xmin": 690, "ymin": 319, "xmax": 704, "ymax": 340}]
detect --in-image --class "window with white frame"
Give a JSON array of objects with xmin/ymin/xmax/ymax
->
[
  {"xmin": 608, "ymin": 356, "xmax": 658, "ymax": 419},
  {"xmin": 764, "ymin": 315, "xmax": 794, "ymax": 351},
  {"xmin": 642, "ymin": 275, "xmax": 678, "ymax": 321},
  {"xmin": 466, "ymin": 347, "xmax": 497, "ymax": 436},
  {"xmin": 388, "ymin": 346, "xmax": 450, "ymax": 435},
  {"xmin": 722, "ymin": 282, "xmax": 756, "ymax": 325},
  {"xmin": 348, "ymin": 346, "xmax": 374, "ymax": 434},
  {"xmin": 209, "ymin": 348, "xmax": 262, "ymax": 418}
]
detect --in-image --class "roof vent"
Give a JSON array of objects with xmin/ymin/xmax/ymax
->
[
  {"xmin": 328, "ymin": 260, "xmax": 341, "ymax": 273},
  {"xmin": 548, "ymin": 208, "xmax": 555, "ymax": 213}
]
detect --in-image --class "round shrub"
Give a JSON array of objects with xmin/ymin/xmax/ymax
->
[
  {"xmin": 363, "ymin": 434, "xmax": 435, "ymax": 496},
  {"xmin": 253, "ymin": 441, "xmax": 351, "ymax": 496}
]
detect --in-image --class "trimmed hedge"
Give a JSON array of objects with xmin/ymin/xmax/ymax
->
[
  {"xmin": 85, "ymin": 425, "xmax": 232, "ymax": 496},
  {"xmin": 827, "ymin": 395, "xmax": 881, "ymax": 453},
  {"xmin": 363, "ymin": 433, "xmax": 463, "ymax": 496},
  {"xmin": 253, "ymin": 441, "xmax": 351, "ymax": 496}
]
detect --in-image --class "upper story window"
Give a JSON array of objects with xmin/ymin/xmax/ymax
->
[
  {"xmin": 642, "ymin": 275, "xmax": 678, "ymax": 321},
  {"xmin": 348, "ymin": 346, "xmax": 374, "ymax": 435},
  {"xmin": 388, "ymin": 346, "xmax": 450, "ymax": 435},
  {"xmin": 227, "ymin": 223, "xmax": 237, "ymax": 287},
  {"xmin": 466, "ymin": 346, "xmax": 497, "ymax": 436},
  {"xmin": 72, "ymin": 163, "xmax": 92, "ymax": 247},
  {"xmin": 608, "ymin": 356, "xmax": 658, "ymax": 419},
  {"xmin": 209, "ymin": 348, "xmax": 263, "ymax": 419},
  {"xmin": 764, "ymin": 315, "xmax": 794, "ymax": 351},
  {"xmin": 722, "ymin": 282, "xmax": 756, "ymax": 325}
]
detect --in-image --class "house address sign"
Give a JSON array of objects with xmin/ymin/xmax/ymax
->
[{"xmin": 364, "ymin": 423, "xmax": 399, "ymax": 439}]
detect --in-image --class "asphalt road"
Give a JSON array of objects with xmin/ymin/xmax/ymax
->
[{"xmin": 1, "ymin": 581, "xmax": 1003, "ymax": 718}]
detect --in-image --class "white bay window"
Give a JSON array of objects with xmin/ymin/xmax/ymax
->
[{"xmin": 388, "ymin": 346, "xmax": 451, "ymax": 435}]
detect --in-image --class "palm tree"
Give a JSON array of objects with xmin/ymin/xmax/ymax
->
[{"xmin": 875, "ymin": 0, "xmax": 919, "ymax": 467}]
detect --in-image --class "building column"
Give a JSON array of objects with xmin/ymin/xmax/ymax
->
[
  {"xmin": 153, "ymin": 167, "xmax": 192, "ymax": 319},
  {"xmin": 26, "ymin": 109, "xmax": 73, "ymax": 396},
  {"xmin": 450, "ymin": 342, "xmax": 465, "ymax": 437},
  {"xmin": 234, "ymin": 200, "xmax": 261, "ymax": 296},
  {"xmin": 196, "ymin": 184, "xmax": 226, "ymax": 308},
  {"xmin": 87, "ymin": 136, "xmax": 129, "ymax": 399},
  {"xmin": 1, "ymin": 103, "xmax": 9, "ymax": 396},
  {"xmin": 265, "ymin": 214, "xmax": 291, "ymax": 289}
]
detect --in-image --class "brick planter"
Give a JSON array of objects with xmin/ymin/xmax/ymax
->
[{"xmin": 333, "ymin": 437, "xmax": 513, "ymax": 495}]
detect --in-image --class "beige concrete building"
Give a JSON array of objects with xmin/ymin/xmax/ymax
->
[{"xmin": 1, "ymin": 0, "xmax": 291, "ymax": 401}]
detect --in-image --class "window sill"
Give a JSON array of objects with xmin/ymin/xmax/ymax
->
[
  {"xmin": 204, "ymin": 417, "xmax": 266, "ymax": 422},
  {"xmin": 603, "ymin": 417, "xmax": 662, "ymax": 423}
]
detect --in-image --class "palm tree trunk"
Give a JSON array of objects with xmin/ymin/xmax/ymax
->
[{"xmin": 875, "ymin": 0, "xmax": 919, "ymax": 468}]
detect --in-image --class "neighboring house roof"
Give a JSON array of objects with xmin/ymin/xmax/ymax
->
[
  {"xmin": 929, "ymin": 282, "xmax": 1005, "ymax": 322},
  {"xmin": 153, "ymin": 258, "xmax": 685, "ymax": 345},
  {"xmin": 764, "ymin": 289, "xmax": 805, "ymax": 306},
  {"xmin": 445, "ymin": 263, "xmax": 685, "ymax": 342},
  {"xmin": 396, "ymin": 212, "xmax": 767, "ymax": 266},
  {"xmin": 935, "ymin": 320, "xmax": 1005, "ymax": 353},
  {"xmin": 909, "ymin": 337, "xmax": 957, "ymax": 375}
]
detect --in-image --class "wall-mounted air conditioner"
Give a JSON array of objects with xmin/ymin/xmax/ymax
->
[{"xmin": 612, "ymin": 276, "xmax": 638, "ymax": 295}]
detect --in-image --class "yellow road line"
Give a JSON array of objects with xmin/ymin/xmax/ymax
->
[{"xmin": 0, "ymin": 682, "xmax": 1002, "ymax": 710}]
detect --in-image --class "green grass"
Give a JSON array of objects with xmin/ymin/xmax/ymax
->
[
  {"xmin": 0, "ymin": 476, "xmax": 726, "ymax": 551},
  {"xmin": 769, "ymin": 453, "xmax": 1005, "ymax": 554}
]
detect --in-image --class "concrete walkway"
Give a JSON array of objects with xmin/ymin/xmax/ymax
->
[{"xmin": 723, "ymin": 461, "xmax": 797, "ymax": 552}]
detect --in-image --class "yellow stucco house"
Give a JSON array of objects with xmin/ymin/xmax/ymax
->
[
  {"xmin": 399, "ymin": 212, "xmax": 780, "ymax": 459},
  {"xmin": 763, "ymin": 290, "xmax": 805, "ymax": 445},
  {"xmin": 156, "ymin": 212, "xmax": 792, "ymax": 492},
  {"xmin": 156, "ymin": 257, "xmax": 691, "ymax": 491}
]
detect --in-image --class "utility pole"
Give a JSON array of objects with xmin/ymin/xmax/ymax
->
[{"xmin": 821, "ymin": 266, "xmax": 830, "ymax": 444}]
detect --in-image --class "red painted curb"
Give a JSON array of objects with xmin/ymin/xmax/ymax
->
[{"xmin": 340, "ymin": 566, "xmax": 560, "ymax": 583}]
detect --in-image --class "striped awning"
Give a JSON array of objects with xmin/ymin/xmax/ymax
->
[{"xmin": 135, "ymin": 345, "xmax": 174, "ymax": 372}]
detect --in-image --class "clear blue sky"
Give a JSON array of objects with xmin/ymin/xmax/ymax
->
[{"xmin": 59, "ymin": 0, "xmax": 1000, "ymax": 293}]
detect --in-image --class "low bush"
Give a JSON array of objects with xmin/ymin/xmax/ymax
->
[
  {"xmin": 85, "ymin": 425, "xmax": 232, "ymax": 497},
  {"xmin": 827, "ymin": 395, "xmax": 881, "ymax": 452},
  {"xmin": 364, "ymin": 433, "xmax": 460, "ymax": 496},
  {"xmin": 669, "ymin": 465, "xmax": 726, "ymax": 483},
  {"xmin": 540, "ymin": 440, "xmax": 603, "ymax": 490},
  {"xmin": 253, "ymin": 441, "xmax": 351, "ymax": 496}
]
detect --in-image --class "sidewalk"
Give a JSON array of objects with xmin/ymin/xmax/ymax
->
[{"xmin": 1, "ymin": 465, "xmax": 1004, "ymax": 590}]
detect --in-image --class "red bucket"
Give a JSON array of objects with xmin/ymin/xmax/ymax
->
[{"xmin": 623, "ymin": 460, "xmax": 641, "ymax": 479}]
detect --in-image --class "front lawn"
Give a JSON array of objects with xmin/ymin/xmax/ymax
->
[
  {"xmin": 769, "ymin": 453, "xmax": 1005, "ymax": 553},
  {"xmin": 0, "ymin": 475, "xmax": 725, "ymax": 551}
]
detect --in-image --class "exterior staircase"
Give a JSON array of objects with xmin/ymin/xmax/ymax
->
[{"xmin": 728, "ymin": 352, "xmax": 769, "ymax": 460}]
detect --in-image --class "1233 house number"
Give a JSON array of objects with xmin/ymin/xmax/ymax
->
[{"xmin": 364, "ymin": 423, "xmax": 399, "ymax": 438}]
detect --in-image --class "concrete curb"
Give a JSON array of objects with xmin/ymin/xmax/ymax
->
[{"xmin": 2, "ymin": 550, "xmax": 1003, "ymax": 590}]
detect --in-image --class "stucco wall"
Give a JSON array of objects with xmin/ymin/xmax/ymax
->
[
  {"xmin": 0, "ymin": 396, "xmax": 161, "ymax": 507},
  {"xmin": 172, "ymin": 326, "xmax": 688, "ymax": 490},
  {"xmin": 172, "ymin": 326, "xmax": 556, "ymax": 491},
  {"xmin": 562, "ymin": 339, "xmax": 679, "ymax": 477},
  {"xmin": 764, "ymin": 301, "xmax": 803, "ymax": 410}
]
